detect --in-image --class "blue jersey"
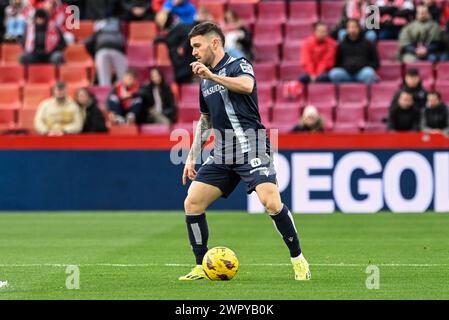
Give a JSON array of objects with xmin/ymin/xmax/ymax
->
[{"xmin": 200, "ymin": 53, "xmax": 271, "ymax": 164}]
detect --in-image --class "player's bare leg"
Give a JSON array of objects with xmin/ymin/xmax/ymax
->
[
  {"xmin": 256, "ymin": 183, "xmax": 311, "ymax": 281},
  {"xmin": 179, "ymin": 181, "xmax": 223, "ymax": 281}
]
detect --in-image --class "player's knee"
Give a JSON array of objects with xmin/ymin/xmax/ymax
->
[
  {"xmin": 260, "ymin": 196, "xmax": 282, "ymax": 215},
  {"xmin": 184, "ymin": 196, "xmax": 206, "ymax": 214}
]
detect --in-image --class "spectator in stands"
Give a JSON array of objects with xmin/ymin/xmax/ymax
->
[
  {"xmin": 392, "ymin": 68, "xmax": 427, "ymax": 110},
  {"xmin": 34, "ymin": 81, "xmax": 83, "ymax": 136},
  {"xmin": 156, "ymin": 0, "xmax": 196, "ymax": 29},
  {"xmin": 43, "ymin": 0, "xmax": 75, "ymax": 44},
  {"xmin": 85, "ymin": 18, "xmax": 128, "ymax": 86},
  {"xmin": 421, "ymin": 91, "xmax": 449, "ymax": 134},
  {"xmin": 333, "ymin": 0, "xmax": 377, "ymax": 43},
  {"xmin": 155, "ymin": 12, "xmax": 195, "ymax": 84},
  {"xmin": 85, "ymin": 0, "xmax": 119, "ymax": 20},
  {"xmin": 291, "ymin": 105, "xmax": 325, "ymax": 133},
  {"xmin": 223, "ymin": 9, "xmax": 253, "ymax": 60},
  {"xmin": 388, "ymin": 90, "xmax": 421, "ymax": 131},
  {"xmin": 399, "ymin": 4, "xmax": 442, "ymax": 63},
  {"xmin": 329, "ymin": 19, "xmax": 379, "ymax": 84},
  {"xmin": 3, "ymin": 0, "xmax": 27, "ymax": 42},
  {"xmin": 75, "ymin": 87, "xmax": 109, "ymax": 133},
  {"xmin": 141, "ymin": 68, "xmax": 177, "ymax": 124},
  {"xmin": 299, "ymin": 22, "xmax": 337, "ymax": 84},
  {"xmin": 376, "ymin": 0, "xmax": 415, "ymax": 40},
  {"xmin": 121, "ymin": 0, "xmax": 155, "ymax": 21},
  {"xmin": 0, "ymin": 0, "xmax": 9, "ymax": 40},
  {"xmin": 107, "ymin": 70, "xmax": 144, "ymax": 125},
  {"xmin": 20, "ymin": 9, "xmax": 66, "ymax": 65},
  {"xmin": 424, "ymin": 0, "xmax": 442, "ymax": 23}
]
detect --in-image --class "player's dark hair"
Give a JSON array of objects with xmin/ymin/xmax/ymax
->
[{"xmin": 188, "ymin": 22, "xmax": 226, "ymax": 47}]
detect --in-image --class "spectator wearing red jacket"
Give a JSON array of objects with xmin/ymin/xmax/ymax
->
[{"xmin": 299, "ymin": 22, "xmax": 337, "ymax": 84}]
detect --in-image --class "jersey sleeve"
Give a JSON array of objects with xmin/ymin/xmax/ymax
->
[
  {"xmin": 199, "ymin": 87, "xmax": 210, "ymax": 115},
  {"xmin": 230, "ymin": 59, "xmax": 256, "ymax": 80}
]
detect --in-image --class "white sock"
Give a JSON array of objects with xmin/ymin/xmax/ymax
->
[{"xmin": 291, "ymin": 253, "xmax": 304, "ymax": 262}]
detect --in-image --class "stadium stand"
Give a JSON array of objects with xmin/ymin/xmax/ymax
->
[{"xmin": 1, "ymin": 0, "xmax": 449, "ymax": 135}]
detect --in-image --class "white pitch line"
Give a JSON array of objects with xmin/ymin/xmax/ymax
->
[{"xmin": 0, "ymin": 263, "xmax": 448, "ymax": 268}]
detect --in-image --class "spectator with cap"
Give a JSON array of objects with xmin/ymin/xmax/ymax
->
[
  {"xmin": 388, "ymin": 90, "xmax": 421, "ymax": 131},
  {"xmin": 421, "ymin": 91, "xmax": 449, "ymax": 134},
  {"xmin": 20, "ymin": 8, "xmax": 66, "ymax": 65},
  {"xmin": 291, "ymin": 105, "xmax": 325, "ymax": 132},
  {"xmin": 34, "ymin": 81, "xmax": 83, "ymax": 135}
]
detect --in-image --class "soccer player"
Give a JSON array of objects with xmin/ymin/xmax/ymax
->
[{"xmin": 179, "ymin": 22, "xmax": 311, "ymax": 281}]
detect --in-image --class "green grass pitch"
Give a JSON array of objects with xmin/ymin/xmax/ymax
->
[{"xmin": 0, "ymin": 212, "xmax": 448, "ymax": 300}]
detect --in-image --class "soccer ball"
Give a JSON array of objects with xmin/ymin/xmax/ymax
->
[{"xmin": 202, "ymin": 247, "xmax": 239, "ymax": 281}]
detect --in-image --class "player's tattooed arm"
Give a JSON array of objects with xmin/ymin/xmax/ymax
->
[
  {"xmin": 189, "ymin": 113, "xmax": 212, "ymax": 162},
  {"xmin": 183, "ymin": 114, "xmax": 212, "ymax": 185}
]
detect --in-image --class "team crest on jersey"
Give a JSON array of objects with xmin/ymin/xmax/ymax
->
[
  {"xmin": 218, "ymin": 68, "xmax": 227, "ymax": 77},
  {"xmin": 240, "ymin": 61, "xmax": 254, "ymax": 75}
]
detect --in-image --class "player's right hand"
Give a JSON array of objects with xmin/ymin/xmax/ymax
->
[{"xmin": 182, "ymin": 161, "xmax": 197, "ymax": 186}]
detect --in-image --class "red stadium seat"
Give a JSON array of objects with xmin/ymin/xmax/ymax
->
[
  {"xmin": 253, "ymin": 22, "xmax": 283, "ymax": 45},
  {"xmin": 253, "ymin": 43, "xmax": 279, "ymax": 63},
  {"xmin": 17, "ymin": 108, "xmax": 37, "ymax": 132},
  {"xmin": 0, "ymin": 65, "xmax": 25, "ymax": 86},
  {"xmin": 282, "ymin": 42, "xmax": 301, "ymax": 62},
  {"xmin": 127, "ymin": 43, "xmax": 155, "ymax": 67},
  {"xmin": 435, "ymin": 83, "xmax": 449, "ymax": 104},
  {"xmin": 27, "ymin": 64, "xmax": 57, "ymax": 86},
  {"xmin": 90, "ymin": 86, "xmax": 112, "ymax": 110},
  {"xmin": 257, "ymin": 1, "xmax": 287, "ymax": 23},
  {"xmin": 257, "ymin": 83, "xmax": 274, "ymax": 107},
  {"xmin": 364, "ymin": 122, "xmax": 387, "ymax": 132},
  {"xmin": 279, "ymin": 62, "xmax": 304, "ymax": 81},
  {"xmin": 377, "ymin": 62, "xmax": 402, "ymax": 84},
  {"xmin": 289, "ymin": 1, "xmax": 318, "ymax": 24},
  {"xmin": 268, "ymin": 122, "xmax": 296, "ymax": 134},
  {"xmin": 315, "ymin": 107, "xmax": 334, "ymax": 131},
  {"xmin": 0, "ymin": 85, "xmax": 21, "ymax": 110},
  {"xmin": 180, "ymin": 84, "xmax": 200, "ymax": 107},
  {"xmin": 306, "ymin": 83, "xmax": 336, "ymax": 109},
  {"xmin": 276, "ymin": 82, "xmax": 304, "ymax": 104},
  {"xmin": 128, "ymin": 21, "xmax": 157, "ymax": 44},
  {"xmin": 285, "ymin": 21, "xmax": 313, "ymax": 43},
  {"xmin": 333, "ymin": 123, "xmax": 362, "ymax": 133},
  {"xmin": 178, "ymin": 106, "xmax": 201, "ymax": 123},
  {"xmin": 367, "ymin": 105, "xmax": 389, "ymax": 123},
  {"xmin": 199, "ymin": 1, "xmax": 225, "ymax": 23},
  {"xmin": 155, "ymin": 43, "xmax": 171, "ymax": 66},
  {"xmin": 108, "ymin": 124, "xmax": 139, "ymax": 135},
  {"xmin": 259, "ymin": 107, "xmax": 270, "ymax": 124},
  {"xmin": 140, "ymin": 124, "xmax": 171, "ymax": 135},
  {"xmin": 378, "ymin": 41, "xmax": 399, "ymax": 62},
  {"xmin": 59, "ymin": 65, "xmax": 90, "ymax": 88},
  {"xmin": 0, "ymin": 108, "xmax": 16, "ymax": 130},
  {"xmin": 23, "ymin": 85, "xmax": 52, "ymax": 109},
  {"xmin": 435, "ymin": 62, "xmax": 449, "ymax": 85},
  {"xmin": 272, "ymin": 103, "xmax": 301, "ymax": 125},
  {"xmin": 227, "ymin": 2, "xmax": 256, "ymax": 26},
  {"xmin": 0, "ymin": 43, "xmax": 23, "ymax": 65},
  {"xmin": 369, "ymin": 83, "xmax": 399, "ymax": 108},
  {"xmin": 338, "ymin": 84, "xmax": 368, "ymax": 108},
  {"xmin": 254, "ymin": 63, "xmax": 278, "ymax": 86},
  {"xmin": 320, "ymin": 1, "xmax": 345, "ymax": 26},
  {"xmin": 64, "ymin": 44, "xmax": 94, "ymax": 70},
  {"xmin": 72, "ymin": 20, "xmax": 95, "ymax": 42},
  {"xmin": 335, "ymin": 106, "xmax": 365, "ymax": 128}
]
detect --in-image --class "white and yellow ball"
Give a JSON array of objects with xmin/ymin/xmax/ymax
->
[{"xmin": 202, "ymin": 247, "xmax": 239, "ymax": 281}]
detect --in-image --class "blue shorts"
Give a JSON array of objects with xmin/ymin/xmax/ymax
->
[{"xmin": 195, "ymin": 156, "xmax": 278, "ymax": 198}]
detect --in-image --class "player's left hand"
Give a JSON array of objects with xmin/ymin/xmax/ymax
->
[{"xmin": 191, "ymin": 62, "xmax": 213, "ymax": 80}]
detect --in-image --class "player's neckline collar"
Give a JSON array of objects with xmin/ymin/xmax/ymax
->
[{"xmin": 212, "ymin": 53, "xmax": 231, "ymax": 72}]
